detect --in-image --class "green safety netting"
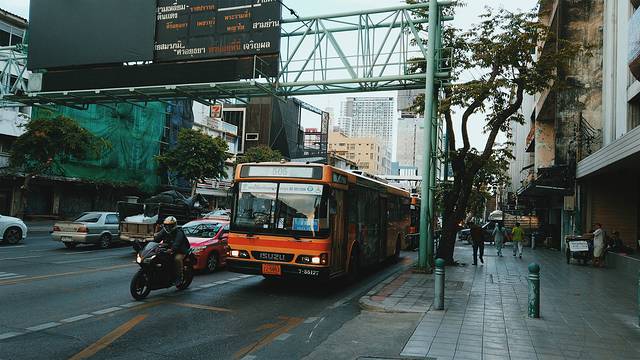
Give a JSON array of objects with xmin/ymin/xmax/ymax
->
[{"xmin": 33, "ymin": 102, "xmax": 167, "ymax": 192}]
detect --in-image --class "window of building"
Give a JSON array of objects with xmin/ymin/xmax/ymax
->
[
  {"xmin": 0, "ymin": 30, "xmax": 9, "ymax": 46},
  {"xmin": 628, "ymin": 94, "xmax": 640, "ymax": 130},
  {"xmin": 370, "ymin": 153, "xmax": 373, "ymax": 160}
]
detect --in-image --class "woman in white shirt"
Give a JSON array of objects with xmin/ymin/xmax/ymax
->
[{"xmin": 592, "ymin": 223, "xmax": 605, "ymax": 267}]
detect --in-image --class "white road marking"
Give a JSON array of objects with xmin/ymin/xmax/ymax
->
[
  {"xmin": 92, "ymin": 307, "xmax": 122, "ymax": 315},
  {"xmin": 0, "ymin": 255, "xmax": 40, "ymax": 261},
  {"xmin": 307, "ymin": 317, "xmax": 325, "ymax": 342},
  {"xmin": 0, "ymin": 274, "xmax": 25, "ymax": 280},
  {"xmin": 60, "ymin": 314, "xmax": 94, "ymax": 323},
  {"xmin": 239, "ymin": 275, "xmax": 254, "ymax": 278},
  {"xmin": 186, "ymin": 287, "xmax": 203, "ymax": 292},
  {"xmin": 119, "ymin": 302, "xmax": 145, "ymax": 308},
  {"xmin": 214, "ymin": 280, "xmax": 229, "ymax": 285},
  {"xmin": 275, "ymin": 333, "xmax": 292, "ymax": 341},
  {"xmin": 0, "ymin": 332, "xmax": 23, "ymax": 340},
  {"xmin": 26, "ymin": 322, "xmax": 61, "ymax": 332},
  {"xmin": 304, "ymin": 317, "xmax": 319, "ymax": 324},
  {"xmin": 199, "ymin": 283, "xmax": 218, "ymax": 289},
  {"xmin": 240, "ymin": 356, "xmax": 257, "ymax": 360},
  {"xmin": 53, "ymin": 255, "xmax": 126, "ymax": 264}
]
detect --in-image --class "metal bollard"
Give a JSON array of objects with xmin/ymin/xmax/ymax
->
[
  {"xmin": 528, "ymin": 263, "xmax": 540, "ymax": 318},
  {"xmin": 434, "ymin": 258, "xmax": 445, "ymax": 310}
]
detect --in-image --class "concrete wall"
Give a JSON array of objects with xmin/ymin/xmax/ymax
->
[{"xmin": 584, "ymin": 173, "xmax": 638, "ymax": 248}]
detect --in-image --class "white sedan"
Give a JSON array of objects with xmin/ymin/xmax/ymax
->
[{"xmin": 0, "ymin": 214, "xmax": 27, "ymax": 245}]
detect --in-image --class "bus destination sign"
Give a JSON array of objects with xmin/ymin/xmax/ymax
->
[
  {"xmin": 155, "ymin": 0, "xmax": 282, "ymax": 63},
  {"xmin": 241, "ymin": 166, "xmax": 323, "ymax": 180}
]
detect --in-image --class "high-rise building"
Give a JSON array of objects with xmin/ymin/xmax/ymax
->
[
  {"xmin": 397, "ymin": 89, "xmax": 424, "ymax": 118},
  {"xmin": 395, "ymin": 117, "xmax": 425, "ymax": 176},
  {"xmin": 339, "ymin": 97, "xmax": 395, "ymax": 148}
]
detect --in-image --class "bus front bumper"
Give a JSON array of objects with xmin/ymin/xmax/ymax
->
[{"xmin": 227, "ymin": 259, "xmax": 331, "ymax": 281}]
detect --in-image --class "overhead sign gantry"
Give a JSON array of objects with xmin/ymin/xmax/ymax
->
[{"xmin": 1, "ymin": 0, "xmax": 454, "ymax": 270}]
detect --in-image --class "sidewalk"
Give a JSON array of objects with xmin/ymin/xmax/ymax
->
[
  {"xmin": 24, "ymin": 220, "xmax": 54, "ymax": 234},
  {"xmin": 359, "ymin": 244, "xmax": 640, "ymax": 360}
]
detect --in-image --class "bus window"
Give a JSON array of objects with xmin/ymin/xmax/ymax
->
[{"xmin": 232, "ymin": 182, "xmax": 329, "ymax": 238}]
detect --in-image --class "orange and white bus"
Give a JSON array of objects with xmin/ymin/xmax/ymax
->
[{"xmin": 226, "ymin": 162, "xmax": 411, "ymax": 281}]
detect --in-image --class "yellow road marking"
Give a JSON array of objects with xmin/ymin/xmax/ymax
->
[
  {"xmin": 68, "ymin": 314, "xmax": 148, "ymax": 360},
  {"xmin": 166, "ymin": 301, "xmax": 232, "ymax": 313},
  {"xmin": 0, "ymin": 264, "xmax": 133, "ymax": 286},
  {"xmin": 234, "ymin": 316, "xmax": 304, "ymax": 359}
]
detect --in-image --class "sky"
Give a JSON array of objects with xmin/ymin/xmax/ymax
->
[{"xmin": 0, "ymin": 0, "xmax": 538, "ymax": 154}]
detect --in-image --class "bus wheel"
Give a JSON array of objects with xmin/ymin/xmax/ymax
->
[{"xmin": 347, "ymin": 248, "xmax": 361, "ymax": 283}]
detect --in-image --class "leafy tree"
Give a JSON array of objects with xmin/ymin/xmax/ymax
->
[
  {"xmin": 409, "ymin": 5, "xmax": 583, "ymax": 264},
  {"xmin": 236, "ymin": 145, "xmax": 283, "ymax": 164},
  {"xmin": 157, "ymin": 128, "xmax": 230, "ymax": 196},
  {"xmin": 9, "ymin": 115, "xmax": 108, "ymax": 216}
]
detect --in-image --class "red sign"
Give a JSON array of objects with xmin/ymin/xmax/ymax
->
[{"xmin": 210, "ymin": 104, "xmax": 223, "ymax": 119}]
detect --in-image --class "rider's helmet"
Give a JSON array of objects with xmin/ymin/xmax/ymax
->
[{"xmin": 163, "ymin": 216, "xmax": 178, "ymax": 232}]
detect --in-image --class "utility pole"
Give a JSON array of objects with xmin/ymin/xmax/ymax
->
[{"xmin": 418, "ymin": 0, "xmax": 440, "ymax": 270}]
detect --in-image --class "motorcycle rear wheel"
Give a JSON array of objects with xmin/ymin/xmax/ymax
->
[{"xmin": 130, "ymin": 270, "xmax": 151, "ymax": 300}]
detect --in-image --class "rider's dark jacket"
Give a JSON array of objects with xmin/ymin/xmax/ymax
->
[{"xmin": 153, "ymin": 226, "xmax": 190, "ymax": 254}]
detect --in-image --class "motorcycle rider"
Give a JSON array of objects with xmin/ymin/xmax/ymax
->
[{"xmin": 153, "ymin": 216, "xmax": 190, "ymax": 283}]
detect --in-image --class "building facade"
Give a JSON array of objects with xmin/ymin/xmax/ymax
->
[
  {"xmin": 339, "ymin": 97, "xmax": 394, "ymax": 160},
  {"xmin": 396, "ymin": 117, "xmax": 425, "ymax": 177},
  {"xmin": 509, "ymin": 0, "xmax": 605, "ymax": 250},
  {"xmin": 575, "ymin": 0, "xmax": 640, "ymax": 251},
  {"xmin": 328, "ymin": 131, "xmax": 388, "ymax": 175}
]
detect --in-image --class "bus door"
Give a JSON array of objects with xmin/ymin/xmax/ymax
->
[
  {"xmin": 329, "ymin": 189, "xmax": 348, "ymax": 274},
  {"xmin": 379, "ymin": 196, "xmax": 388, "ymax": 261}
]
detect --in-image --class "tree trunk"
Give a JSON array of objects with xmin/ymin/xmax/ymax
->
[
  {"xmin": 18, "ymin": 174, "xmax": 33, "ymax": 219},
  {"xmin": 191, "ymin": 181, "xmax": 197, "ymax": 197},
  {"xmin": 436, "ymin": 169, "xmax": 477, "ymax": 265}
]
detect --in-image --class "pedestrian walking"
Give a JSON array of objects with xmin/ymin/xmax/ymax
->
[
  {"xmin": 592, "ymin": 223, "xmax": 605, "ymax": 267},
  {"xmin": 469, "ymin": 222, "xmax": 484, "ymax": 265},
  {"xmin": 512, "ymin": 222, "xmax": 524, "ymax": 258},
  {"xmin": 493, "ymin": 223, "xmax": 507, "ymax": 257}
]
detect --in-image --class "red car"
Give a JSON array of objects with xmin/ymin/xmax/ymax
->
[{"xmin": 182, "ymin": 219, "xmax": 230, "ymax": 273}]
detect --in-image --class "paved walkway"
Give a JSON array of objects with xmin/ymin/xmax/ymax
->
[{"xmin": 359, "ymin": 244, "xmax": 640, "ymax": 360}]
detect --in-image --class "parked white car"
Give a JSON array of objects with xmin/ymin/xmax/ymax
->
[{"xmin": 0, "ymin": 214, "xmax": 28, "ymax": 245}]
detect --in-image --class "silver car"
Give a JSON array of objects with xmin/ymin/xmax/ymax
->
[{"xmin": 52, "ymin": 212, "xmax": 120, "ymax": 249}]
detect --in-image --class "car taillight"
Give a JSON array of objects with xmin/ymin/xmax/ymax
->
[
  {"xmin": 53, "ymin": 226, "xmax": 61, "ymax": 232},
  {"xmin": 77, "ymin": 226, "xmax": 88, "ymax": 233}
]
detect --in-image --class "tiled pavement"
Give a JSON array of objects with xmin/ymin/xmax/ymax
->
[{"xmin": 361, "ymin": 244, "xmax": 640, "ymax": 360}]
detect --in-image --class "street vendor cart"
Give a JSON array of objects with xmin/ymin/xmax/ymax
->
[{"xmin": 565, "ymin": 235, "xmax": 593, "ymax": 264}]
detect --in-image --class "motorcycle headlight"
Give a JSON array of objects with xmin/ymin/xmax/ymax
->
[{"xmin": 136, "ymin": 255, "xmax": 142, "ymax": 264}]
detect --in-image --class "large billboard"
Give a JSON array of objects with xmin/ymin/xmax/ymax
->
[
  {"xmin": 155, "ymin": 0, "xmax": 281, "ymax": 62},
  {"xmin": 28, "ymin": 0, "xmax": 157, "ymax": 70},
  {"xmin": 27, "ymin": 0, "xmax": 282, "ymax": 91}
]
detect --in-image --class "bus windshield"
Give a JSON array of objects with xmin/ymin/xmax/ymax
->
[{"xmin": 232, "ymin": 182, "xmax": 329, "ymax": 238}]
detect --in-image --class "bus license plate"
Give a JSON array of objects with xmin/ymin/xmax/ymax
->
[{"xmin": 262, "ymin": 264, "xmax": 281, "ymax": 276}]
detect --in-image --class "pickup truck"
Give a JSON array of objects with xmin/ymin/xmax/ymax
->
[{"xmin": 118, "ymin": 191, "xmax": 208, "ymax": 243}]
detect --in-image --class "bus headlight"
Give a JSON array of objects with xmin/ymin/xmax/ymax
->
[
  {"xmin": 229, "ymin": 249, "xmax": 250, "ymax": 259},
  {"xmin": 297, "ymin": 253, "xmax": 328, "ymax": 265}
]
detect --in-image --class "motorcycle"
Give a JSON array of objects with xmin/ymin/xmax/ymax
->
[{"xmin": 130, "ymin": 241, "xmax": 196, "ymax": 300}]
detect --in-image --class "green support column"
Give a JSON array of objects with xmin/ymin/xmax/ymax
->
[{"xmin": 418, "ymin": 0, "xmax": 439, "ymax": 270}]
